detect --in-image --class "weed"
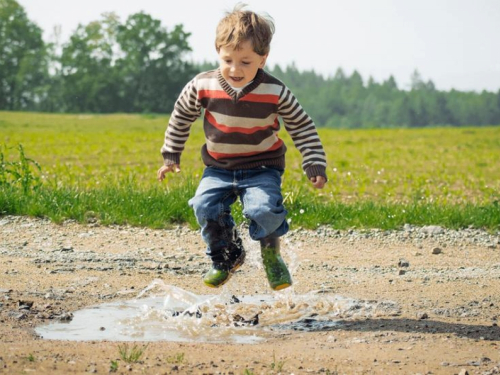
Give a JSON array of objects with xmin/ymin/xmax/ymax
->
[
  {"xmin": 26, "ymin": 353, "xmax": 35, "ymax": 362},
  {"xmin": 0, "ymin": 144, "xmax": 41, "ymax": 193},
  {"xmin": 117, "ymin": 343, "xmax": 148, "ymax": 364},
  {"xmin": 109, "ymin": 360, "xmax": 118, "ymax": 372},
  {"xmin": 166, "ymin": 352, "xmax": 185, "ymax": 364},
  {"xmin": 270, "ymin": 351, "xmax": 286, "ymax": 372},
  {"xmin": 243, "ymin": 369, "xmax": 255, "ymax": 375}
]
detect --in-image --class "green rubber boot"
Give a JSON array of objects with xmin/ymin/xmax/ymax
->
[
  {"xmin": 203, "ymin": 250, "xmax": 246, "ymax": 288},
  {"xmin": 260, "ymin": 237, "xmax": 292, "ymax": 291}
]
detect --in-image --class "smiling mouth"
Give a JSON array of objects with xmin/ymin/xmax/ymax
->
[{"xmin": 230, "ymin": 77, "xmax": 244, "ymax": 82}]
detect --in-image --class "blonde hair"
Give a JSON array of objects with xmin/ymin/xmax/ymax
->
[{"xmin": 215, "ymin": 3, "xmax": 275, "ymax": 56}]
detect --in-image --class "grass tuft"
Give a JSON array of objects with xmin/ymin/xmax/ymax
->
[
  {"xmin": 166, "ymin": 352, "xmax": 185, "ymax": 364},
  {"xmin": 109, "ymin": 360, "xmax": 118, "ymax": 372},
  {"xmin": 117, "ymin": 343, "xmax": 148, "ymax": 364},
  {"xmin": 270, "ymin": 351, "xmax": 286, "ymax": 372}
]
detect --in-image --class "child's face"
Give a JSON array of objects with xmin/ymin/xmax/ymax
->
[{"xmin": 218, "ymin": 40, "xmax": 268, "ymax": 88}]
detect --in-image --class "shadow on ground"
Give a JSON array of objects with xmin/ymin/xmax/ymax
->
[{"xmin": 286, "ymin": 318, "xmax": 500, "ymax": 341}]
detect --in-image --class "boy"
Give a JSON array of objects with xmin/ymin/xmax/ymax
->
[{"xmin": 157, "ymin": 4, "xmax": 327, "ymax": 291}]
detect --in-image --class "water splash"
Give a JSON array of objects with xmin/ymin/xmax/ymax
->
[{"xmin": 36, "ymin": 280, "xmax": 400, "ymax": 343}]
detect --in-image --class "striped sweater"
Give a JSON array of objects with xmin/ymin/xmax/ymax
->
[{"xmin": 161, "ymin": 68, "xmax": 327, "ymax": 180}]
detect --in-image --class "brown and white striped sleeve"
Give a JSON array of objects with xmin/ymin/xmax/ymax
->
[
  {"xmin": 161, "ymin": 77, "xmax": 202, "ymax": 166},
  {"xmin": 278, "ymin": 86, "xmax": 328, "ymax": 180}
]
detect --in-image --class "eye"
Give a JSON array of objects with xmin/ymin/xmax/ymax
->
[{"xmin": 242, "ymin": 62, "xmax": 250, "ymax": 65}]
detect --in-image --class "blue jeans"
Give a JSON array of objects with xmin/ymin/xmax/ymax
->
[{"xmin": 188, "ymin": 166, "xmax": 289, "ymax": 263}]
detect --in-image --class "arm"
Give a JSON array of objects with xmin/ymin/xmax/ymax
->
[
  {"xmin": 158, "ymin": 77, "xmax": 202, "ymax": 181},
  {"xmin": 278, "ymin": 86, "xmax": 328, "ymax": 189}
]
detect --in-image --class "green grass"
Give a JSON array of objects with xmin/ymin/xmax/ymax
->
[
  {"xmin": 270, "ymin": 351, "xmax": 286, "ymax": 372},
  {"xmin": 1, "ymin": 111, "xmax": 499, "ymax": 230},
  {"xmin": 117, "ymin": 343, "xmax": 148, "ymax": 364},
  {"xmin": 166, "ymin": 352, "xmax": 185, "ymax": 364},
  {"xmin": 109, "ymin": 360, "xmax": 118, "ymax": 372}
]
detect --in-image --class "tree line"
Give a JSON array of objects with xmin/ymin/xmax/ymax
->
[{"xmin": 1, "ymin": 0, "xmax": 500, "ymax": 128}]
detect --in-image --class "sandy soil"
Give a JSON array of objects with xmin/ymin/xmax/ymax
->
[{"xmin": 1, "ymin": 216, "xmax": 499, "ymax": 374}]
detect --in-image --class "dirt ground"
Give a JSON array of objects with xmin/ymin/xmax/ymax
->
[{"xmin": 1, "ymin": 216, "xmax": 499, "ymax": 374}]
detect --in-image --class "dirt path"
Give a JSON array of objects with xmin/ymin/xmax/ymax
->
[{"xmin": 1, "ymin": 216, "xmax": 499, "ymax": 374}]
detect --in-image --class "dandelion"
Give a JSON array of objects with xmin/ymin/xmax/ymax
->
[
  {"xmin": 299, "ymin": 209, "xmax": 305, "ymax": 214},
  {"xmin": 333, "ymin": 168, "xmax": 337, "ymax": 172},
  {"xmin": 287, "ymin": 218, "xmax": 292, "ymax": 224}
]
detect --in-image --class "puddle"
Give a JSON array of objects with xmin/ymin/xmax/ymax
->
[{"xmin": 36, "ymin": 280, "xmax": 400, "ymax": 344}]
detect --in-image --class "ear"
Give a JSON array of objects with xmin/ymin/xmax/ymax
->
[{"xmin": 259, "ymin": 53, "xmax": 269, "ymax": 68}]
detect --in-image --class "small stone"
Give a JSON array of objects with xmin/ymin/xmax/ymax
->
[
  {"xmin": 432, "ymin": 247, "xmax": 442, "ymax": 255},
  {"xmin": 467, "ymin": 361, "xmax": 481, "ymax": 366},
  {"xmin": 417, "ymin": 312, "xmax": 429, "ymax": 320},
  {"xmin": 458, "ymin": 369, "xmax": 469, "ymax": 375},
  {"xmin": 398, "ymin": 270, "xmax": 406, "ymax": 276},
  {"xmin": 422, "ymin": 225, "xmax": 444, "ymax": 235},
  {"xmin": 58, "ymin": 312, "xmax": 74, "ymax": 321},
  {"xmin": 14, "ymin": 312, "xmax": 27, "ymax": 320},
  {"xmin": 398, "ymin": 259, "xmax": 410, "ymax": 267},
  {"xmin": 403, "ymin": 224, "xmax": 412, "ymax": 231},
  {"xmin": 18, "ymin": 301, "xmax": 34, "ymax": 310}
]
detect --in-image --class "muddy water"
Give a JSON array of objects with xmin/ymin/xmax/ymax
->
[{"xmin": 36, "ymin": 280, "xmax": 400, "ymax": 343}]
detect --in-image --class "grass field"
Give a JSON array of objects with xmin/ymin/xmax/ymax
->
[{"xmin": 1, "ymin": 111, "xmax": 499, "ymax": 230}]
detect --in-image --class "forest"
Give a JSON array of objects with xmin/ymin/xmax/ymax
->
[{"xmin": 1, "ymin": 0, "xmax": 500, "ymax": 128}]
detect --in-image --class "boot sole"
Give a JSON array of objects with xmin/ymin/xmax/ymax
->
[{"xmin": 272, "ymin": 282, "xmax": 292, "ymax": 291}]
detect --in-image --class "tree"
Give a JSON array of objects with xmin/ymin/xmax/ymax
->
[
  {"xmin": 115, "ymin": 13, "xmax": 194, "ymax": 113},
  {"xmin": 59, "ymin": 13, "xmax": 121, "ymax": 112},
  {"xmin": 0, "ymin": 0, "xmax": 49, "ymax": 110},
  {"xmin": 410, "ymin": 69, "xmax": 426, "ymax": 91}
]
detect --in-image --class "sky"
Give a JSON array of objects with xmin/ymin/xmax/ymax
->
[{"xmin": 18, "ymin": 0, "xmax": 500, "ymax": 93}]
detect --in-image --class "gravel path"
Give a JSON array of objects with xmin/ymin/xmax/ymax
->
[{"xmin": 1, "ymin": 215, "xmax": 499, "ymax": 374}]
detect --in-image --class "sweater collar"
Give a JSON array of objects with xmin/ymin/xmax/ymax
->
[{"xmin": 217, "ymin": 68, "xmax": 265, "ymax": 102}]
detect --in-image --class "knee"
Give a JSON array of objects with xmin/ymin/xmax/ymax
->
[{"xmin": 244, "ymin": 199, "xmax": 286, "ymax": 222}]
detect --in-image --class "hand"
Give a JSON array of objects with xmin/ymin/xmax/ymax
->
[
  {"xmin": 157, "ymin": 164, "xmax": 181, "ymax": 182},
  {"xmin": 310, "ymin": 175, "xmax": 326, "ymax": 189}
]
